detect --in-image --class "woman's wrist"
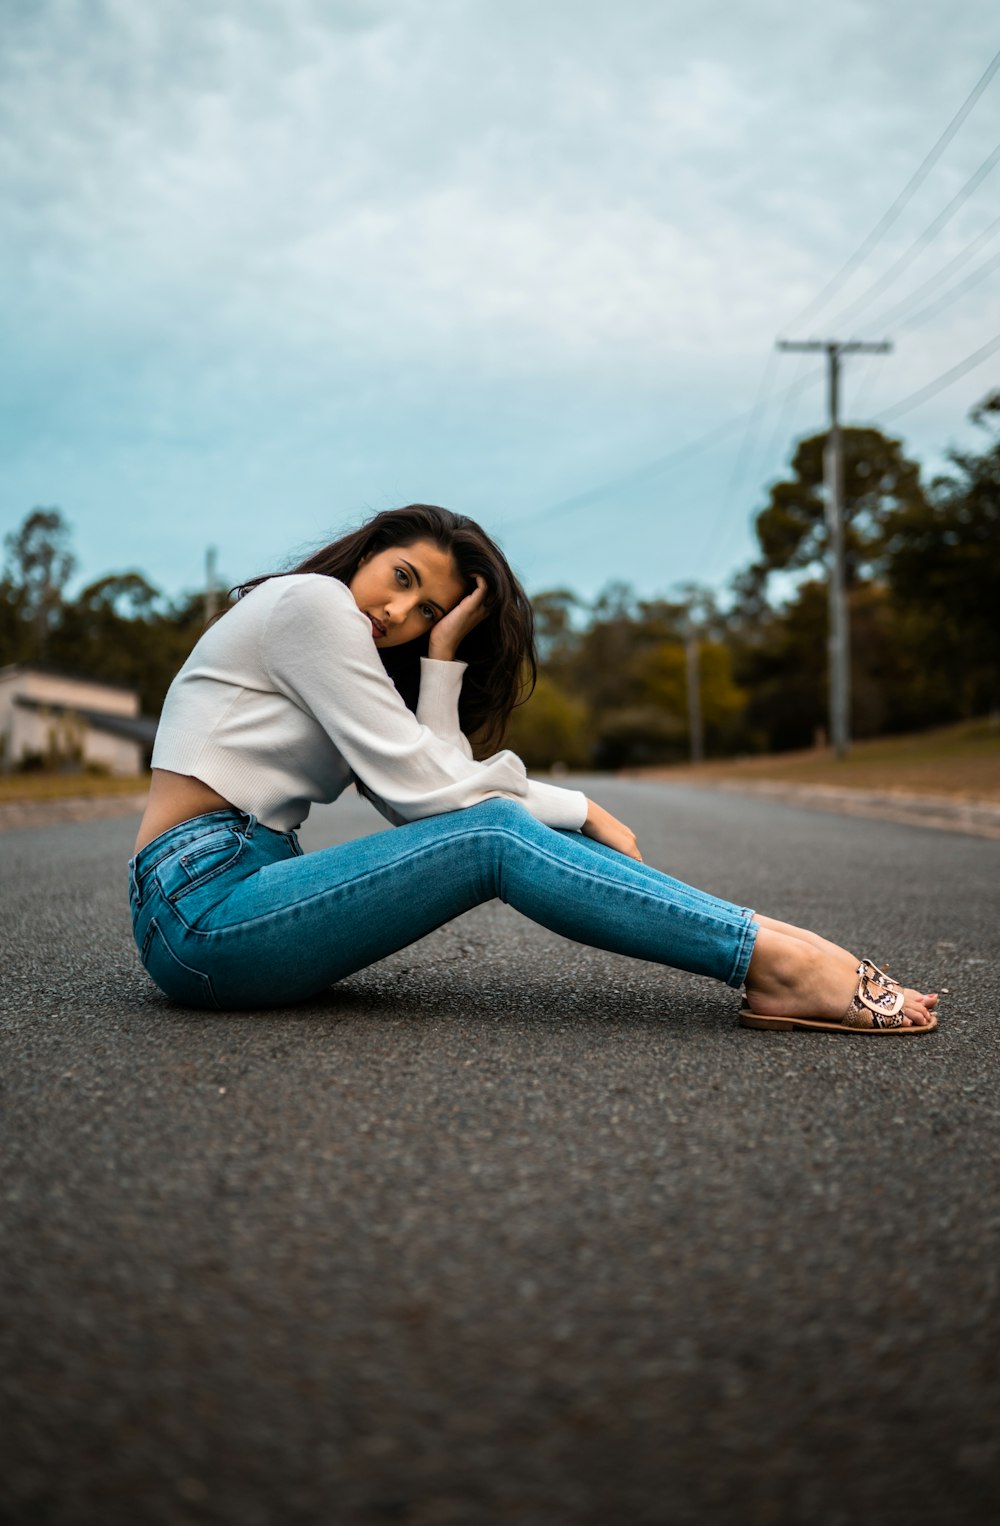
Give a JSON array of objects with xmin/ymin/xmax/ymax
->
[{"xmin": 582, "ymin": 798, "xmax": 642, "ymax": 861}]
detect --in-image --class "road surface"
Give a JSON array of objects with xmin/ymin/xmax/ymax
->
[{"xmin": 1, "ymin": 778, "xmax": 998, "ymax": 1525}]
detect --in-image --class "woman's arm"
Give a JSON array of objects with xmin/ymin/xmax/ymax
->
[
  {"xmin": 582, "ymin": 799, "xmax": 642, "ymax": 861},
  {"xmin": 263, "ymin": 577, "xmax": 588, "ymax": 832},
  {"xmin": 413, "ymin": 577, "xmax": 485, "ymax": 758},
  {"xmin": 427, "ymin": 575, "xmax": 489, "ymax": 663},
  {"xmin": 415, "ymin": 658, "xmax": 474, "ymax": 759}
]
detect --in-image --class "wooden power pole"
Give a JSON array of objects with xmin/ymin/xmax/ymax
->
[
  {"xmin": 776, "ymin": 338, "xmax": 891, "ymax": 758},
  {"xmin": 685, "ymin": 625, "xmax": 704, "ymax": 764},
  {"xmin": 204, "ymin": 546, "xmax": 219, "ymax": 624}
]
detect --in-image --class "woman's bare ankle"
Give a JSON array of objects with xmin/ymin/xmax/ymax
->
[{"xmin": 745, "ymin": 929, "xmax": 859, "ymax": 1021}]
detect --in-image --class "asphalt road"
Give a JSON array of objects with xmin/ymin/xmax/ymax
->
[{"xmin": 1, "ymin": 778, "xmax": 998, "ymax": 1526}]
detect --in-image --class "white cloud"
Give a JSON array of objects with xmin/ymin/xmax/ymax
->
[{"xmin": 1, "ymin": 0, "xmax": 997, "ymax": 595}]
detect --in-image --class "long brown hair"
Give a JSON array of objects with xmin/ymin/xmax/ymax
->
[{"xmin": 233, "ymin": 505, "xmax": 537, "ymax": 754}]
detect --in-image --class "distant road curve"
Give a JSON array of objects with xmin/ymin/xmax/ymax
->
[
  {"xmin": 2, "ymin": 779, "xmax": 999, "ymax": 840},
  {"xmin": 640, "ymin": 777, "xmax": 1000, "ymax": 841}
]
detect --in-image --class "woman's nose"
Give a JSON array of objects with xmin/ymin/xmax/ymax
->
[{"xmin": 385, "ymin": 594, "xmax": 416, "ymax": 624}]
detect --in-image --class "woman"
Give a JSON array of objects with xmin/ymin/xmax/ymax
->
[{"xmin": 129, "ymin": 504, "xmax": 937, "ymax": 1033}]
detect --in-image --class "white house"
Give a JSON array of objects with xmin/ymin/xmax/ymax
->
[{"xmin": 0, "ymin": 665, "xmax": 157, "ymax": 777}]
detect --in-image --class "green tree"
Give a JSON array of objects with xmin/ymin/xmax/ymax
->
[
  {"xmin": 753, "ymin": 427, "xmax": 926, "ymax": 587},
  {"xmin": 505, "ymin": 672, "xmax": 591, "ymax": 769},
  {"xmin": 882, "ymin": 392, "xmax": 1000, "ymax": 718},
  {"xmin": 729, "ymin": 580, "xmax": 828, "ymax": 752},
  {"xmin": 2, "ymin": 508, "xmax": 77, "ymax": 660},
  {"xmin": 729, "ymin": 427, "xmax": 934, "ymax": 749},
  {"xmin": 50, "ymin": 572, "xmax": 163, "ymax": 700},
  {"xmin": 632, "ymin": 639, "xmax": 747, "ymax": 755},
  {"xmin": 50, "ymin": 585, "xmax": 213, "ymax": 715},
  {"xmin": 531, "ymin": 588, "xmax": 582, "ymax": 665},
  {"xmin": 77, "ymin": 571, "xmax": 161, "ymax": 619}
]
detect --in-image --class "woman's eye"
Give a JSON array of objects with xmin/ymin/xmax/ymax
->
[
  {"xmin": 395, "ymin": 567, "xmax": 409, "ymax": 586},
  {"xmin": 421, "ymin": 605, "xmax": 437, "ymax": 622}
]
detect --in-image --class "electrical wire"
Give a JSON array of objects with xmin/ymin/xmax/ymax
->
[
  {"xmin": 722, "ymin": 347, "xmax": 780, "ymax": 512},
  {"xmin": 821, "ymin": 141, "xmax": 1000, "ymax": 332},
  {"xmin": 847, "ymin": 345, "xmax": 886, "ymax": 420},
  {"xmin": 891, "ymin": 244, "xmax": 1000, "ymax": 332},
  {"xmin": 694, "ymin": 366, "xmax": 827, "ymax": 583},
  {"xmin": 505, "ymin": 416, "xmax": 751, "ymax": 530},
  {"xmin": 877, "ymin": 330, "xmax": 1000, "ymax": 423},
  {"xmin": 514, "ymin": 363, "xmax": 826, "ymax": 532},
  {"xmin": 854, "ymin": 225, "xmax": 1000, "ymax": 417},
  {"xmin": 858, "ymin": 210, "xmax": 1000, "ymax": 333},
  {"xmin": 758, "ymin": 349, "xmax": 820, "ymax": 482},
  {"xmin": 783, "ymin": 46, "xmax": 1000, "ymax": 333}
]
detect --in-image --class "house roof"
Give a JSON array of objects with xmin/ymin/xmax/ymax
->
[
  {"xmin": 0, "ymin": 662, "xmax": 140, "ymax": 697},
  {"xmin": 13, "ymin": 695, "xmax": 158, "ymax": 746}
]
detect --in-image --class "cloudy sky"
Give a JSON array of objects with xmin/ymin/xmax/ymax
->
[{"xmin": 2, "ymin": 0, "xmax": 998, "ymax": 605}]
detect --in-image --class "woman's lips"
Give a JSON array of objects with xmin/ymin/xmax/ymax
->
[{"xmin": 368, "ymin": 614, "xmax": 386, "ymax": 638}]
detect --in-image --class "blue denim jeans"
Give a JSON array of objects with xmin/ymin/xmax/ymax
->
[{"xmin": 128, "ymin": 799, "xmax": 758, "ymax": 1011}]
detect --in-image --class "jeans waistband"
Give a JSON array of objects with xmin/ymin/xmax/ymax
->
[{"xmin": 129, "ymin": 808, "xmax": 255, "ymax": 900}]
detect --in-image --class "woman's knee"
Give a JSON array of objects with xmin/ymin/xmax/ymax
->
[{"xmin": 468, "ymin": 796, "xmax": 538, "ymax": 833}]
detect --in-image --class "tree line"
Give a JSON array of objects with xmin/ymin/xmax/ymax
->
[
  {"xmin": 508, "ymin": 398, "xmax": 999, "ymax": 766},
  {"xmin": 2, "ymin": 396, "xmax": 998, "ymax": 769}
]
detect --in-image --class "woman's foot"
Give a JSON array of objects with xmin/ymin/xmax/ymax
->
[
  {"xmin": 751, "ymin": 917, "xmax": 937, "ymax": 1024},
  {"xmin": 745, "ymin": 928, "xmax": 935, "ymax": 1028}
]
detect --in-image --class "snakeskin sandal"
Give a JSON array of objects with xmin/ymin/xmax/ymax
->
[{"xmin": 739, "ymin": 958, "xmax": 938, "ymax": 1034}]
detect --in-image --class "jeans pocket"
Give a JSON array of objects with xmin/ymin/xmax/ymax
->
[
  {"xmin": 157, "ymin": 827, "xmax": 248, "ymax": 903},
  {"xmin": 141, "ymin": 918, "xmax": 220, "ymax": 1010}
]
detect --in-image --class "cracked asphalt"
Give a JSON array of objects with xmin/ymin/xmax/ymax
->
[{"xmin": 1, "ymin": 777, "xmax": 998, "ymax": 1526}]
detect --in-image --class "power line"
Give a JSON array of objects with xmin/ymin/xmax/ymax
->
[
  {"xmin": 890, "ymin": 244, "xmax": 1000, "ymax": 332},
  {"xmin": 722, "ymin": 348, "xmax": 779, "ymax": 512},
  {"xmin": 512, "ymin": 364, "xmax": 824, "ymax": 531},
  {"xmin": 507, "ymin": 419, "xmax": 747, "ymax": 531},
  {"xmin": 851, "ymin": 217, "xmax": 1000, "ymax": 418},
  {"xmin": 854, "ymin": 247, "xmax": 1000, "ymax": 418},
  {"xmin": 695, "ymin": 363, "xmax": 826, "ymax": 581},
  {"xmin": 821, "ymin": 141, "xmax": 1000, "ymax": 332},
  {"xmin": 878, "ymin": 329, "xmax": 1000, "ymax": 423},
  {"xmin": 756, "ymin": 350, "xmax": 823, "ymax": 483},
  {"xmin": 860, "ymin": 210, "xmax": 1000, "ymax": 333},
  {"xmin": 848, "ymin": 345, "xmax": 886, "ymax": 420},
  {"xmin": 784, "ymin": 46, "xmax": 1000, "ymax": 333}
]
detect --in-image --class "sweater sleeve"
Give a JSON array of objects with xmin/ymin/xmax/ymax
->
[
  {"xmin": 262, "ymin": 578, "xmax": 588, "ymax": 831},
  {"xmin": 415, "ymin": 658, "xmax": 474, "ymax": 759}
]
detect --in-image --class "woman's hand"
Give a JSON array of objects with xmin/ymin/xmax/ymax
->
[
  {"xmin": 428, "ymin": 575, "xmax": 490, "ymax": 662},
  {"xmin": 581, "ymin": 799, "xmax": 642, "ymax": 861}
]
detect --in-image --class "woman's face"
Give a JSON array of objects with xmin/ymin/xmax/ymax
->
[{"xmin": 348, "ymin": 539, "xmax": 467, "ymax": 648}]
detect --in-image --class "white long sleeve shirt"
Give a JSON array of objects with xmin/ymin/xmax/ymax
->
[{"xmin": 151, "ymin": 573, "xmax": 588, "ymax": 834}]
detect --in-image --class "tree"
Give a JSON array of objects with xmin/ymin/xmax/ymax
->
[
  {"xmin": 753, "ymin": 427, "xmax": 926, "ymax": 587},
  {"xmin": 49, "ymin": 583, "xmax": 211, "ymax": 714},
  {"xmin": 729, "ymin": 580, "xmax": 829, "ymax": 751},
  {"xmin": 727, "ymin": 427, "xmax": 934, "ymax": 749},
  {"xmin": 531, "ymin": 588, "xmax": 582, "ymax": 664},
  {"xmin": 505, "ymin": 673, "xmax": 591, "ymax": 769},
  {"xmin": 632, "ymin": 639, "xmax": 747, "ymax": 755},
  {"xmin": 881, "ymin": 392, "xmax": 1000, "ymax": 719},
  {"xmin": 76, "ymin": 571, "xmax": 160, "ymax": 620},
  {"xmin": 2, "ymin": 508, "xmax": 77, "ymax": 660}
]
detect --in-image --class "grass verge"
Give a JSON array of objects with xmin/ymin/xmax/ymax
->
[
  {"xmin": 0, "ymin": 772, "xmax": 151, "ymax": 805},
  {"xmin": 628, "ymin": 720, "xmax": 1000, "ymax": 801}
]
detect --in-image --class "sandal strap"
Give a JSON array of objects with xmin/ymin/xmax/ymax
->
[{"xmin": 842, "ymin": 959, "xmax": 907, "ymax": 1029}]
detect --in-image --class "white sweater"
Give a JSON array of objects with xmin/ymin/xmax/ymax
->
[{"xmin": 151, "ymin": 573, "xmax": 588, "ymax": 834}]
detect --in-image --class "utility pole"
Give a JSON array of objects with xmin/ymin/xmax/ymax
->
[
  {"xmin": 204, "ymin": 546, "xmax": 219, "ymax": 624},
  {"xmin": 679, "ymin": 585, "xmax": 710, "ymax": 765},
  {"xmin": 776, "ymin": 338, "xmax": 891, "ymax": 758},
  {"xmin": 685, "ymin": 625, "xmax": 704, "ymax": 764}
]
